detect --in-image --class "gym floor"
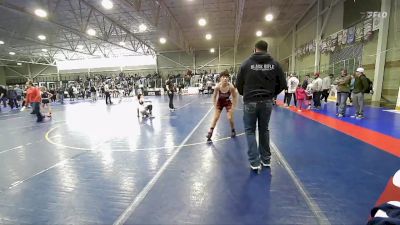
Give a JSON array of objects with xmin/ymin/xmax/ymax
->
[{"xmin": 0, "ymin": 94, "xmax": 399, "ymax": 225}]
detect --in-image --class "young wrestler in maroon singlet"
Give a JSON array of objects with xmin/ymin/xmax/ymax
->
[{"xmin": 206, "ymin": 71, "xmax": 238, "ymax": 141}]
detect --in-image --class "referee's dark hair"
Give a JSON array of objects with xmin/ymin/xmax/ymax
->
[{"xmin": 255, "ymin": 40, "xmax": 268, "ymax": 52}]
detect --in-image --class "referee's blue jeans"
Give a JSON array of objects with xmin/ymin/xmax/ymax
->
[{"xmin": 243, "ymin": 100, "xmax": 273, "ymax": 166}]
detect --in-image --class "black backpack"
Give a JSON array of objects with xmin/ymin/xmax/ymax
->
[{"xmin": 364, "ymin": 77, "xmax": 373, "ymax": 94}]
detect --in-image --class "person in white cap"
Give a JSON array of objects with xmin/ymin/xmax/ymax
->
[
  {"xmin": 352, "ymin": 67, "xmax": 369, "ymax": 119},
  {"xmin": 286, "ymin": 73, "xmax": 299, "ymax": 107},
  {"xmin": 394, "ymin": 169, "xmax": 400, "ymax": 188}
]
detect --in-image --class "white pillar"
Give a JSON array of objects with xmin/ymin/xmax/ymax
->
[
  {"xmin": 56, "ymin": 66, "xmax": 61, "ymax": 84},
  {"xmin": 396, "ymin": 86, "xmax": 400, "ymax": 110},
  {"xmin": 290, "ymin": 29, "xmax": 296, "ymax": 73},
  {"xmin": 218, "ymin": 44, "xmax": 221, "ymax": 72},
  {"xmin": 314, "ymin": 0, "xmax": 322, "ymax": 73},
  {"xmin": 372, "ymin": 0, "xmax": 391, "ymax": 105},
  {"xmin": 233, "ymin": 47, "xmax": 236, "ymax": 73},
  {"xmin": 276, "ymin": 45, "xmax": 280, "ymax": 61},
  {"xmin": 155, "ymin": 54, "xmax": 159, "ymax": 74},
  {"xmin": 27, "ymin": 64, "xmax": 32, "ymax": 80},
  {"xmin": 193, "ymin": 52, "xmax": 196, "ymax": 74}
]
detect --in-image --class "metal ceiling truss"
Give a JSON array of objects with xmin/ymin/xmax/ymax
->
[
  {"xmin": 32, "ymin": 65, "xmax": 51, "ymax": 79},
  {"xmin": 3, "ymin": 66, "xmax": 55, "ymax": 80},
  {"xmin": 233, "ymin": 0, "xmax": 245, "ymax": 70},
  {"xmin": 77, "ymin": 0, "xmax": 155, "ymax": 54},
  {"xmin": 0, "ymin": 55, "xmax": 56, "ymax": 66},
  {"xmin": 0, "ymin": 27, "xmax": 95, "ymax": 61},
  {"xmin": 3, "ymin": 66, "xmax": 30, "ymax": 79},
  {"xmin": 122, "ymin": 0, "xmax": 192, "ymax": 53},
  {"xmin": 0, "ymin": 61, "xmax": 19, "ymax": 67},
  {"xmin": 157, "ymin": 54, "xmax": 191, "ymax": 70},
  {"xmin": 197, "ymin": 48, "xmax": 233, "ymax": 70},
  {"xmin": 0, "ymin": 0, "xmax": 155, "ymax": 63}
]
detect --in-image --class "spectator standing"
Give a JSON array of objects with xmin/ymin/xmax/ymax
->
[
  {"xmin": 58, "ymin": 85, "xmax": 65, "ymax": 104},
  {"xmin": 311, "ymin": 73, "xmax": 323, "ymax": 109},
  {"xmin": 104, "ymin": 82, "xmax": 112, "ymax": 105},
  {"xmin": 0, "ymin": 85, "xmax": 7, "ymax": 110},
  {"xmin": 25, "ymin": 82, "xmax": 44, "ymax": 122},
  {"xmin": 295, "ymin": 84, "xmax": 307, "ymax": 111},
  {"xmin": 15, "ymin": 84, "xmax": 23, "ymax": 107},
  {"xmin": 351, "ymin": 67, "xmax": 369, "ymax": 119},
  {"xmin": 286, "ymin": 73, "xmax": 299, "ymax": 107},
  {"xmin": 333, "ymin": 69, "xmax": 351, "ymax": 117},
  {"xmin": 165, "ymin": 77, "xmax": 176, "ymax": 111},
  {"xmin": 7, "ymin": 86, "xmax": 18, "ymax": 109},
  {"xmin": 302, "ymin": 74, "xmax": 311, "ymax": 89},
  {"xmin": 90, "ymin": 85, "xmax": 97, "ymax": 102},
  {"xmin": 321, "ymin": 74, "xmax": 333, "ymax": 103},
  {"xmin": 348, "ymin": 73, "xmax": 355, "ymax": 106}
]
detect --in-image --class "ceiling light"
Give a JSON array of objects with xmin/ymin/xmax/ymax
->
[
  {"xmin": 9, "ymin": 52, "xmax": 15, "ymax": 55},
  {"xmin": 87, "ymin": 28, "xmax": 96, "ymax": 36},
  {"xmin": 101, "ymin": 0, "xmax": 113, "ymax": 9},
  {"xmin": 0, "ymin": 40, "xmax": 4, "ymax": 45},
  {"xmin": 17, "ymin": 63, "xmax": 22, "ymax": 66},
  {"xmin": 210, "ymin": 48, "xmax": 215, "ymax": 53},
  {"xmin": 119, "ymin": 41, "xmax": 125, "ymax": 46},
  {"xmin": 77, "ymin": 45, "xmax": 84, "ymax": 50},
  {"xmin": 205, "ymin": 33, "xmax": 212, "ymax": 40},
  {"xmin": 256, "ymin": 31, "xmax": 262, "ymax": 37},
  {"xmin": 41, "ymin": 49, "xmax": 48, "ymax": 52},
  {"xmin": 159, "ymin": 37, "xmax": 166, "ymax": 44},
  {"xmin": 198, "ymin": 18, "xmax": 207, "ymax": 26},
  {"xmin": 139, "ymin": 24, "xmax": 147, "ymax": 32},
  {"xmin": 34, "ymin": 9, "xmax": 47, "ymax": 18},
  {"xmin": 38, "ymin": 35, "xmax": 46, "ymax": 40},
  {"xmin": 265, "ymin": 13, "xmax": 274, "ymax": 22}
]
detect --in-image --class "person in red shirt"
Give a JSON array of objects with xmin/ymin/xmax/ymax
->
[{"xmin": 25, "ymin": 81, "xmax": 44, "ymax": 122}]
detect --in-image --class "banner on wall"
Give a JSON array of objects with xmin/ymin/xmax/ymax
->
[
  {"xmin": 294, "ymin": 18, "xmax": 374, "ymax": 58},
  {"xmin": 337, "ymin": 31, "xmax": 343, "ymax": 46},
  {"xmin": 347, "ymin": 26, "xmax": 356, "ymax": 44},
  {"xmin": 372, "ymin": 16, "xmax": 380, "ymax": 31},
  {"xmin": 364, "ymin": 18, "xmax": 373, "ymax": 41},
  {"xmin": 329, "ymin": 33, "xmax": 338, "ymax": 52},
  {"xmin": 341, "ymin": 29, "xmax": 348, "ymax": 45},
  {"xmin": 56, "ymin": 55, "xmax": 156, "ymax": 71},
  {"xmin": 356, "ymin": 24, "xmax": 364, "ymax": 41}
]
